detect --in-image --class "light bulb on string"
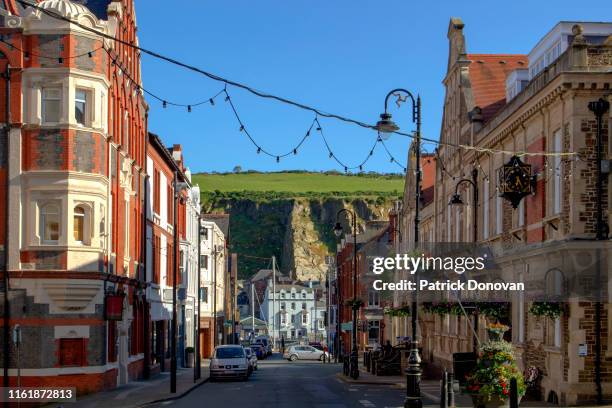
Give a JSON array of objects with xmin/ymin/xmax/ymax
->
[
  {"xmin": 209, "ymin": 98, "xmax": 215, "ymax": 106},
  {"xmin": 187, "ymin": 105, "xmax": 192, "ymax": 113},
  {"xmin": 58, "ymin": 57, "xmax": 63, "ymax": 64},
  {"xmin": 239, "ymin": 125, "xmax": 244, "ymax": 132},
  {"xmin": 88, "ymin": 51, "xmax": 92, "ymax": 58},
  {"xmin": 293, "ymin": 149, "xmax": 298, "ymax": 155},
  {"xmin": 256, "ymin": 147, "xmax": 261, "ymax": 154},
  {"xmin": 163, "ymin": 101, "xmax": 167, "ymax": 109},
  {"xmin": 225, "ymin": 95, "xmax": 230, "ymax": 102},
  {"xmin": 276, "ymin": 156, "xmax": 280, "ymax": 163},
  {"xmin": 329, "ymin": 152, "xmax": 333, "ymax": 159}
]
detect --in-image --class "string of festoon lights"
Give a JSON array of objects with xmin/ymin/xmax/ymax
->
[{"xmin": 11, "ymin": 0, "xmax": 581, "ymax": 161}]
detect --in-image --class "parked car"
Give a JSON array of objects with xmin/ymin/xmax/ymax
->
[
  {"xmin": 254, "ymin": 337, "xmax": 272, "ymax": 356},
  {"xmin": 284, "ymin": 345, "xmax": 329, "ymax": 361},
  {"xmin": 250, "ymin": 344, "xmax": 265, "ymax": 360},
  {"xmin": 210, "ymin": 345, "xmax": 249, "ymax": 381},
  {"xmin": 245, "ymin": 347, "xmax": 258, "ymax": 372}
]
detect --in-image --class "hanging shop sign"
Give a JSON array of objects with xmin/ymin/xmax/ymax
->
[
  {"xmin": 105, "ymin": 293, "xmax": 125, "ymax": 321},
  {"xmin": 497, "ymin": 155, "xmax": 535, "ymax": 209}
]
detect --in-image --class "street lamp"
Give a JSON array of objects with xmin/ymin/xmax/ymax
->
[
  {"xmin": 376, "ymin": 89, "xmax": 422, "ymax": 408},
  {"xmin": 333, "ymin": 209, "xmax": 359, "ymax": 380},
  {"xmin": 449, "ymin": 168, "xmax": 479, "ymax": 353}
]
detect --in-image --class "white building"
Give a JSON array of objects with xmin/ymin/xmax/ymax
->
[
  {"xmin": 262, "ymin": 283, "xmax": 326, "ymax": 343},
  {"xmin": 198, "ymin": 214, "xmax": 228, "ymax": 357}
]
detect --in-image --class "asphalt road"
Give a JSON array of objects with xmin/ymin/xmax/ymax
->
[{"xmin": 149, "ymin": 354, "xmax": 436, "ymax": 408}]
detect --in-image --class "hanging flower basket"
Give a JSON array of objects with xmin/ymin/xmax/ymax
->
[
  {"xmin": 529, "ymin": 302, "xmax": 563, "ymax": 319},
  {"xmin": 477, "ymin": 302, "xmax": 510, "ymax": 321},
  {"xmin": 345, "ymin": 298, "xmax": 364, "ymax": 310},
  {"xmin": 384, "ymin": 305, "xmax": 411, "ymax": 317}
]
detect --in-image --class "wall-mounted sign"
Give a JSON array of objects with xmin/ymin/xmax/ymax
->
[
  {"xmin": 498, "ymin": 155, "xmax": 535, "ymax": 208},
  {"xmin": 578, "ymin": 343, "xmax": 588, "ymax": 357},
  {"xmin": 105, "ymin": 293, "xmax": 125, "ymax": 321}
]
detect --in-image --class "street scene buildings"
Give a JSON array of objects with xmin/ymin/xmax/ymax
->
[{"xmin": 0, "ymin": 1, "xmax": 611, "ymax": 407}]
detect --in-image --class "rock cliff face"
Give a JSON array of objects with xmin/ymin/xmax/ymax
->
[{"xmin": 205, "ymin": 195, "xmax": 396, "ymax": 281}]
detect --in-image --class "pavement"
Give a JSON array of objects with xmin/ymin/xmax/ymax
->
[{"xmin": 48, "ymin": 361, "xmax": 210, "ymax": 408}]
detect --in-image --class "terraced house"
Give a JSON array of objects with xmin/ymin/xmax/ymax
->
[
  {"xmin": 0, "ymin": 0, "xmax": 201, "ymax": 394},
  {"xmin": 397, "ymin": 19, "xmax": 612, "ymax": 405}
]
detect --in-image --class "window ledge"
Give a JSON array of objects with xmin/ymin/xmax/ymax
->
[{"xmin": 543, "ymin": 345, "xmax": 562, "ymax": 354}]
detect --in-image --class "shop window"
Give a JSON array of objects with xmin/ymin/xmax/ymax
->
[
  {"xmin": 40, "ymin": 203, "xmax": 60, "ymax": 243},
  {"xmin": 42, "ymin": 88, "xmax": 61, "ymax": 123},
  {"xmin": 59, "ymin": 338, "xmax": 85, "ymax": 367}
]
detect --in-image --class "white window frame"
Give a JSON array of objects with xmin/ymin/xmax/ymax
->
[
  {"xmin": 40, "ymin": 202, "xmax": 60, "ymax": 244},
  {"xmin": 301, "ymin": 312, "xmax": 308, "ymax": 325},
  {"xmin": 42, "ymin": 88, "xmax": 61, "ymax": 124},
  {"xmin": 74, "ymin": 88, "xmax": 91, "ymax": 126}
]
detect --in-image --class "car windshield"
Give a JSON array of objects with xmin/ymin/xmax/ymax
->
[{"xmin": 215, "ymin": 347, "xmax": 244, "ymax": 359}]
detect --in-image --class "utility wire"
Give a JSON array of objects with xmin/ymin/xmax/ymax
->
[{"xmin": 14, "ymin": 0, "xmax": 577, "ymax": 158}]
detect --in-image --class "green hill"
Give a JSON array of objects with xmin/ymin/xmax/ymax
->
[
  {"xmin": 192, "ymin": 171, "xmax": 404, "ymax": 279},
  {"xmin": 192, "ymin": 171, "xmax": 404, "ymax": 194}
]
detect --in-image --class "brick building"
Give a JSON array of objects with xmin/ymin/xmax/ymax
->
[
  {"xmin": 397, "ymin": 19, "xmax": 612, "ymax": 405},
  {"xmin": 0, "ymin": 0, "xmax": 198, "ymax": 394}
]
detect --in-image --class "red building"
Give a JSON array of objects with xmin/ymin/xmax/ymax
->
[{"xmin": 0, "ymin": 0, "xmax": 149, "ymax": 393}]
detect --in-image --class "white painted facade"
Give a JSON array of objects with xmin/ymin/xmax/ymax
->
[{"xmin": 262, "ymin": 283, "xmax": 326, "ymax": 342}]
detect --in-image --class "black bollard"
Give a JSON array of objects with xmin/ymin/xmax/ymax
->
[
  {"xmin": 440, "ymin": 370, "xmax": 447, "ymax": 408},
  {"xmin": 510, "ymin": 377, "xmax": 518, "ymax": 408},
  {"xmin": 447, "ymin": 372, "xmax": 455, "ymax": 408}
]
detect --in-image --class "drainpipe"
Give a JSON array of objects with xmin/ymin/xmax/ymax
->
[
  {"xmin": 142, "ymin": 151, "xmax": 150, "ymax": 378},
  {"xmin": 3, "ymin": 62, "xmax": 11, "ymax": 404}
]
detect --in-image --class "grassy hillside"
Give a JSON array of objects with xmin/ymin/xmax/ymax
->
[{"xmin": 193, "ymin": 171, "xmax": 404, "ymax": 194}]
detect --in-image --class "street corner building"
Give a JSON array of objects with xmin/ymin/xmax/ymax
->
[
  {"xmin": 395, "ymin": 19, "xmax": 612, "ymax": 405},
  {"xmin": 0, "ymin": 0, "xmax": 201, "ymax": 396}
]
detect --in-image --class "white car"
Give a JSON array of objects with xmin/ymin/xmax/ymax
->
[
  {"xmin": 210, "ymin": 345, "xmax": 249, "ymax": 381},
  {"xmin": 284, "ymin": 345, "xmax": 330, "ymax": 361}
]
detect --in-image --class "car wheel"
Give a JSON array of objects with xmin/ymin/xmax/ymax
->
[
  {"xmin": 242, "ymin": 374, "xmax": 249, "ymax": 381},
  {"xmin": 319, "ymin": 354, "xmax": 325, "ymax": 361},
  {"xmin": 289, "ymin": 354, "xmax": 298, "ymax": 361}
]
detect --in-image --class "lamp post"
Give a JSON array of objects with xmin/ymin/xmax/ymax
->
[
  {"xmin": 195, "ymin": 216, "xmax": 204, "ymax": 382},
  {"xmin": 334, "ymin": 208, "xmax": 359, "ymax": 380},
  {"xmin": 588, "ymin": 97, "xmax": 609, "ymax": 405},
  {"xmin": 376, "ymin": 89, "xmax": 422, "ymax": 408},
  {"xmin": 449, "ymin": 168, "xmax": 479, "ymax": 353}
]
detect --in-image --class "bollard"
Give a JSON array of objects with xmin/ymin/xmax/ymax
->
[
  {"xmin": 510, "ymin": 377, "xmax": 518, "ymax": 408},
  {"xmin": 447, "ymin": 372, "xmax": 455, "ymax": 408},
  {"xmin": 440, "ymin": 370, "xmax": 447, "ymax": 408}
]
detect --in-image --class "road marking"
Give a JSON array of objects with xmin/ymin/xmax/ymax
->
[
  {"xmin": 348, "ymin": 388, "xmax": 358, "ymax": 392},
  {"xmin": 359, "ymin": 400, "xmax": 375, "ymax": 407}
]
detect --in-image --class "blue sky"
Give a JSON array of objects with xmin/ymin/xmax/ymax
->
[{"xmin": 136, "ymin": 0, "xmax": 609, "ymax": 174}]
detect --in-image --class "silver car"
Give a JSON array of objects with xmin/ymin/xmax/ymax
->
[
  {"xmin": 210, "ymin": 345, "xmax": 249, "ymax": 381},
  {"xmin": 284, "ymin": 345, "xmax": 329, "ymax": 361}
]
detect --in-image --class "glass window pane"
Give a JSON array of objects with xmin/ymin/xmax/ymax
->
[
  {"xmin": 75, "ymin": 89, "xmax": 87, "ymax": 125},
  {"xmin": 74, "ymin": 206, "xmax": 85, "ymax": 242},
  {"xmin": 42, "ymin": 204, "xmax": 60, "ymax": 242}
]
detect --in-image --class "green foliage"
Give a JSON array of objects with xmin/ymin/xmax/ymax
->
[
  {"xmin": 529, "ymin": 302, "xmax": 563, "ymax": 319},
  {"xmin": 466, "ymin": 337, "xmax": 526, "ymax": 403},
  {"xmin": 384, "ymin": 305, "xmax": 411, "ymax": 317}
]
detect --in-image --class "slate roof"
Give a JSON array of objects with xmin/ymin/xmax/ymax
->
[
  {"xmin": 202, "ymin": 213, "xmax": 230, "ymax": 237},
  {"xmin": 466, "ymin": 54, "xmax": 528, "ymax": 122}
]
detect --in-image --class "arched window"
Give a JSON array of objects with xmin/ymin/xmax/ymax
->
[
  {"xmin": 41, "ymin": 203, "xmax": 60, "ymax": 243},
  {"xmin": 73, "ymin": 206, "xmax": 85, "ymax": 243}
]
